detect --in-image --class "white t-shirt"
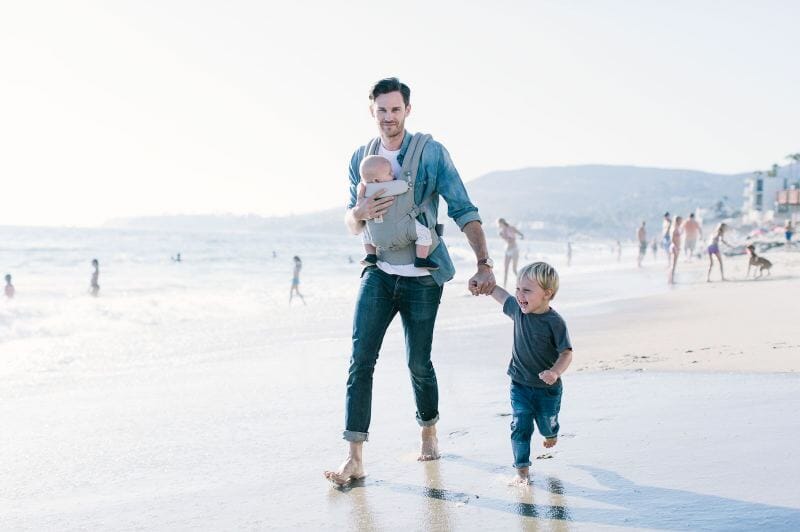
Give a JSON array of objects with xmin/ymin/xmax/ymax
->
[
  {"xmin": 378, "ymin": 143, "xmax": 402, "ymax": 178},
  {"xmin": 373, "ymin": 142, "xmax": 430, "ymax": 278}
]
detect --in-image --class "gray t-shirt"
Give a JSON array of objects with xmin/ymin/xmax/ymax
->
[{"xmin": 503, "ymin": 296, "xmax": 573, "ymax": 388}]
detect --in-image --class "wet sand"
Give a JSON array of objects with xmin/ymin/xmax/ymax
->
[{"xmin": 3, "ymin": 249, "xmax": 799, "ymax": 529}]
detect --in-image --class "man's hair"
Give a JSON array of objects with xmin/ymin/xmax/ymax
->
[
  {"xmin": 518, "ymin": 262, "xmax": 560, "ymax": 300},
  {"xmin": 369, "ymin": 77, "xmax": 411, "ymax": 106},
  {"xmin": 689, "ymin": 213, "xmax": 695, "ymax": 218}
]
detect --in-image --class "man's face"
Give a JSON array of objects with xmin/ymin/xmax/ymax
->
[{"xmin": 371, "ymin": 91, "xmax": 410, "ymax": 140}]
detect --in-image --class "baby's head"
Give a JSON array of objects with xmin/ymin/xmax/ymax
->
[
  {"xmin": 360, "ymin": 155, "xmax": 393, "ymax": 184},
  {"xmin": 4, "ymin": 274, "xmax": 10, "ymax": 283}
]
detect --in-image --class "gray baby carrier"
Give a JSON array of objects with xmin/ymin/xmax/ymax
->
[{"xmin": 362, "ymin": 133, "xmax": 442, "ymax": 265}]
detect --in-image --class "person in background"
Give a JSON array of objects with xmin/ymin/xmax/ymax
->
[
  {"xmin": 681, "ymin": 213, "xmax": 703, "ymax": 261},
  {"xmin": 498, "ymin": 218, "xmax": 524, "ymax": 287},
  {"xmin": 661, "ymin": 212, "xmax": 672, "ymax": 266},
  {"xmin": 289, "ymin": 256, "xmax": 305, "ymax": 305},
  {"xmin": 90, "ymin": 259, "xmax": 100, "ymax": 297},
  {"xmin": 4, "ymin": 274, "xmax": 14, "ymax": 299},
  {"xmin": 669, "ymin": 216, "xmax": 683, "ymax": 284},
  {"xmin": 637, "ymin": 222, "xmax": 647, "ymax": 268},
  {"xmin": 707, "ymin": 223, "xmax": 733, "ymax": 282}
]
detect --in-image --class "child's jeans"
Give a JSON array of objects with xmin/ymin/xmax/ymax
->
[{"xmin": 510, "ymin": 380, "xmax": 562, "ymax": 468}]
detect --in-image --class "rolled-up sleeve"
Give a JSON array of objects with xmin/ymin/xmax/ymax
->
[
  {"xmin": 435, "ymin": 144, "xmax": 482, "ymax": 230},
  {"xmin": 346, "ymin": 148, "xmax": 363, "ymax": 210}
]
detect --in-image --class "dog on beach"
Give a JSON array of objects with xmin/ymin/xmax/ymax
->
[{"xmin": 746, "ymin": 244, "xmax": 773, "ymax": 279}]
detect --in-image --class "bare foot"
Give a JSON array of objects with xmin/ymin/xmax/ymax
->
[
  {"xmin": 324, "ymin": 456, "xmax": 366, "ymax": 487},
  {"xmin": 418, "ymin": 425, "xmax": 440, "ymax": 461},
  {"xmin": 510, "ymin": 467, "xmax": 531, "ymax": 486},
  {"xmin": 543, "ymin": 437, "xmax": 558, "ymax": 448}
]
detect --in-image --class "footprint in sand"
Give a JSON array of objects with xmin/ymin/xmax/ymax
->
[
  {"xmin": 535, "ymin": 453, "xmax": 555, "ymax": 460},
  {"xmin": 496, "ymin": 412, "xmax": 512, "ymax": 417},
  {"xmin": 448, "ymin": 429, "xmax": 469, "ymax": 439}
]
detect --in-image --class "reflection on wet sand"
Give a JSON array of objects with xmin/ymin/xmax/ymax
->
[
  {"xmin": 327, "ymin": 478, "xmax": 379, "ymax": 532},
  {"xmin": 515, "ymin": 477, "xmax": 573, "ymax": 531},
  {"xmin": 325, "ymin": 447, "xmax": 800, "ymax": 530},
  {"xmin": 438, "ymin": 455, "xmax": 800, "ymax": 529},
  {"xmin": 421, "ymin": 460, "xmax": 455, "ymax": 531}
]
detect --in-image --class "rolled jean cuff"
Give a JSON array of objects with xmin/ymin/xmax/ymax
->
[
  {"xmin": 343, "ymin": 430, "xmax": 369, "ymax": 442},
  {"xmin": 514, "ymin": 461, "xmax": 532, "ymax": 469},
  {"xmin": 417, "ymin": 414, "xmax": 439, "ymax": 427}
]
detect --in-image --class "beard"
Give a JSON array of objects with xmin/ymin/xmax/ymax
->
[{"xmin": 380, "ymin": 119, "xmax": 404, "ymax": 139}]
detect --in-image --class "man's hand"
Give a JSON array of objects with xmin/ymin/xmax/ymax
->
[
  {"xmin": 353, "ymin": 183, "xmax": 394, "ymax": 222},
  {"xmin": 538, "ymin": 370, "xmax": 559, "ymax": 385},
  {"xmin": 468, "ymin": 266, "xmax": 496, "ymax": 296}
]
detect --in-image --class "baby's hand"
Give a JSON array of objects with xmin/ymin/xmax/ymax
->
[{"xmin": 538, "ymin": 370, "xmax": 559, "ymax": 385}]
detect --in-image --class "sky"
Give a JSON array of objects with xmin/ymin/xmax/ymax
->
[{"xmin": 1, "ymin": 0, "xmax": 798, "ymax": 227}]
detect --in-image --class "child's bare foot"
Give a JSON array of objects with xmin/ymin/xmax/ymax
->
[
  {"xmin": 510, "ymin": 467, "xmax": 531, "ymax": 486},
  {"xmin": 418, "ymin": 425, "xmax": 440, "ymax": 461},
  {"xmin": 543, "ymin": 437, "xmax": 558, "ymax": 448},
  {"xmin": 324, "ymin": 457, "xmax": 366, "ymax": 487}
]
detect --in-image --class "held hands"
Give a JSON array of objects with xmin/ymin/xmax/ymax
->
[
  {"xmin": 538, "ymin": 370, "xmax": 559, "ymax": 385},
  {"xmin": 354, "ymin": 182, "xmax": 394, "ymax": 222},
  {"xmin": 468, "ymin": 268, "xmax": 496, "ymax": 296}
]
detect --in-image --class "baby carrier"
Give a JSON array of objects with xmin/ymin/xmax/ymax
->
[{"xmin": 362, "ymin": 133, "xmax": 442, "ymax": 265}]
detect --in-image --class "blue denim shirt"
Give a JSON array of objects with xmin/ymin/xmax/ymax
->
[{"xmin": 347, "ymin": 131, "xmax": 482, "ymax": 285}]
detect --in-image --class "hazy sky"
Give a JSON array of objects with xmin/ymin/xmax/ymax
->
[{"xmin": 1, "ymin": 1, "xmax": 798, "ymax": 226}]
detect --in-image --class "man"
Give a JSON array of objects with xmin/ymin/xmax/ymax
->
[
  {"xmin": 681, "ymin": 213, "xmax": 703, "ymax": 260},
  {"xmin": 637, "ymin": 221, "xmax": 647, "ymax": 268},
  {"xmin": 324, "ymin": 78, "xmax": 495, "ymax": 486}
]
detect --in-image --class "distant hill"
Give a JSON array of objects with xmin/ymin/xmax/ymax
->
[
  {"xmin": 464, "ymin": 165, "xmax": 750, "ymax": 239},
  {"xmin": 106, "ymin": 164, "xmax": 792, "ymax": 239}
]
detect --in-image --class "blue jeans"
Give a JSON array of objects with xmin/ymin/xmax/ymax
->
[
  {"xmin": 510, "ymin": 380, "xmax": 562, "ymax": 468},
  {"xmin": 343, "ymin": 267, "xmax": 443, "ymax": 442}
]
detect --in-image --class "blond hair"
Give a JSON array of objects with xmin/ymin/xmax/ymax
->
[{"xmin": 518, "ymin": 262, "xmax": 560, "ymax": 299}]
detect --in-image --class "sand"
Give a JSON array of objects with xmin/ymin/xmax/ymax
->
[
  {"xmin": 570, "ymin": 252, "xmax": 800, "ymax": 374},
  {"xmin": 2, "ymin": 247, "xmax": 799, "ymax": 530}
]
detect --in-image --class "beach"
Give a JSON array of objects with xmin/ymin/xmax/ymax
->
[{"xmin": 1, "ymin": 227, "xmax": 799, "ymax": 530}]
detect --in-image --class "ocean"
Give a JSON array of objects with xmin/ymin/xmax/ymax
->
[{"xmin": 0, "ymin": 225, "xmax": 672, "ymax": 373}]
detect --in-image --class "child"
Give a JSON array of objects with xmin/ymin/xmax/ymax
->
[
  {"xmin": 489, "ymin": 262, "xmax": 573, "ymax": 485},
  {"xmin": 4, "ymin": 274, "xmax": 14, "ymax": 298},
  {"xmin": 359, "ymin": 155, "xmax": 438, "ymax": 270}
]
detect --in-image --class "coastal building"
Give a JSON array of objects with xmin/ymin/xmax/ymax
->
[
  {"xmin": 776, "ymin": 187, "xmax": 800, "ymax": 224},
  {"xmin": 742, "ymin": 173, "xmax": 768, "ymax": 225}
]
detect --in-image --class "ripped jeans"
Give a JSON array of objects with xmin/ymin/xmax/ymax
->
[{"xmin": 510, "ymin": 380, "xmax": 562, "ymax": 468}]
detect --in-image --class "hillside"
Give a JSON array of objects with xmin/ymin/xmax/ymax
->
[{"xmin": 106, "ymin": 164, "xmax": 792, "ymax": 239}]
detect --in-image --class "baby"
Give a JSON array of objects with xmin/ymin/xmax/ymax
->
[{"xmin": 359, "ymin": 155, "xmax": 438, "ymax": 270}]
